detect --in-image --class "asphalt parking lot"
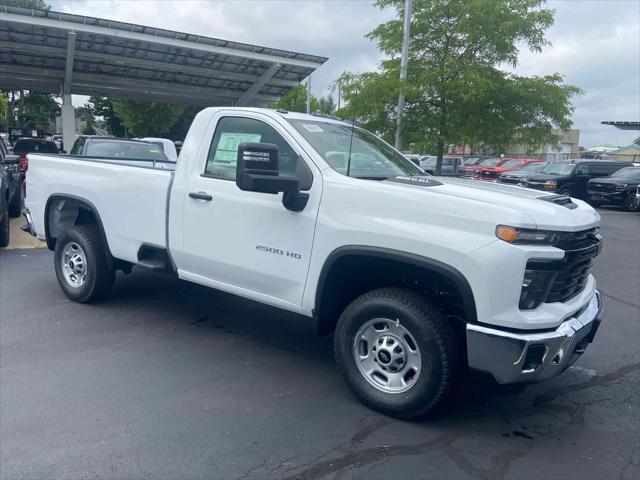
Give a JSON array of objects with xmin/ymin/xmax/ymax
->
[{"xmin": 1, "ymin": 209, "xmax": 638, "ymax": 480}]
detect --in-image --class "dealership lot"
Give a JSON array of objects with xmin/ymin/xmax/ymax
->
[{"xmin": 1, "ymin": 209, "xmax": 638, "ymax": 480}]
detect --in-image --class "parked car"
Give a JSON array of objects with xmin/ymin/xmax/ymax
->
[
  {"xmin": 459, "ymin": 157, "xmax": 507, "ymax": 177},
  {"xmin": 419, "ymin": 155, "xmax": 463, "ymax": 175},
  {"xmin": 12, "ymin": 138, "xmax": 60, "ymax": 173},
  {"xmin": 587, "ymin": 166, "xmax": 640, "ymax": 211},
  {"xmin": 475, "ymin": 158, "xmax": 545, "ymax": 182},
  {"xmin": 70, "ymin": 136, "xmax": 172, "ymax": 168},
  {"xmin": 525, "ymin": 159, "xmax": 629, "ymax": 200},
  {"xmin": 23, "ymin": 107, "xmax": 603, "ymax": 418},
  {"xmin": 1, "ymin": 137, "xmax": 23, "ymax": 246},
  {"xmin": 499, "ymin": 162, "xmax": 548, "ymax": 185},
  {"xmin": 405, "ymin": 154, "xmax": 422, "ymax": 167},
  {"xmin": 134, "ymin": 137, "xmax": 179, "ymax": 162}
]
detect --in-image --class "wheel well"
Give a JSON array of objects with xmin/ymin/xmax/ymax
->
[
  {"xmin": 315, "ymin": 250, "xmax": 477, "ymax": 337},
  {"xmin": 44, "ymin": 196, "xmax": 110, "ymax": 255}
]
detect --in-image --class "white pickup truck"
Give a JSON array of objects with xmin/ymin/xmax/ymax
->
[{"xmin": 23, "ymin": 107, "xmax": 603, "ymax": 418}]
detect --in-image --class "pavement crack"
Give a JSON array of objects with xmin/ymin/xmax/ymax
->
[
  {"xmin": 533, "ymin": 362, "xmax": 640, "ymax": 408},
  {"xmin": 598, "ymin": 289, "xmax": 640, "ymax": 309}
]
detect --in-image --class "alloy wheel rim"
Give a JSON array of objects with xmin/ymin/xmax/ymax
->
[
  {"xmin": 61, "ymin": 242, "xmax": 87, "ymax": 288},
  {"xmin": 353, "ymin": 318, "xmax": 422, "ymax": 394}
]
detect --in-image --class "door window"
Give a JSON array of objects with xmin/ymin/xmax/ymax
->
[
  {"xmin": 575, "ymin": 164, "xmax": 590, "ymax": 176},
  {"xmin": 70, "ymin": 137, "xmax": 85, "ymax": 155},
  {"xmin": 204, "ymin": 117, "xmax": 312, "ymax": 190}
]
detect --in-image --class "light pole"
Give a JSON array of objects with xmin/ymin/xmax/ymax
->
[{"xmin": 394, "ymin": 0, "xmax": 412, "ymax": 151}]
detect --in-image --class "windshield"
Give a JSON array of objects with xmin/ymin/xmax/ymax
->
[
  {"xmin": 478, "ymin": 158, "xmax": 504, "ymax": 167},
  {"xmin": 611, "ymin": 167, "xmax": 640, "ymax": 180},
  {"xmin": 464, "ymin": 157, "xmax": 484, "ymax": 166},
  {"xmin": 13, "ymin": 140, "xmax": 58, "ymax": 154},
  {"xmin": 420, "ymin": 156, "xmax": 437, "ymax": 166},
  {"xmin": 541, "ymin": 163, "xmax": 575, "ymax": 175},
  {"xmin": 287, "ymin": 119, "xmax": 422, "ymax": 178},
  {"xmin": 500, "ymin": 160, "xmax": 523, "ymax": 168},
  {"xmin": 85, "ymin": 141, "xmax": 169, "ymax": 161},
  {"xmin": 520, "ymin": 162, "xmax": 546, "ymax": 172}
]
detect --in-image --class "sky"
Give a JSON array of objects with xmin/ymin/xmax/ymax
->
[{"xmin": 50, "ymin": 0, "xmax": 640, "ymax": 148}]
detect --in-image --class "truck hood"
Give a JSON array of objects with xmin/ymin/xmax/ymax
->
[
  {"xmin": 589, "ymin": 177, "xmax": 639, "ymax": 187},
  {"xmin": 526, "ymin": 173, "xmax": 568, "ymax": 183},
  {"xmin": 382, "ymin": 176, "xmax": 599, "ymax": 231}
]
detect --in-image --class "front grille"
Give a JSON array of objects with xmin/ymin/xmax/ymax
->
[
  {"xmin": 528, "ymin": 228, "xmax": 600, "ymax": 304},
  {"xmin": 480, "ymin": 171, "xmax": 499, "ymax": 179},
  {"xmin": 526, "ymin": 181, "xmax": 546, "ymax": 190},
  {"xmin": 588, "ymin": 182, "xmax": 616, "ymax": 193},
  {"xmin": 500, "ymin": 176, "xmax": 520, "ymax": 184}
]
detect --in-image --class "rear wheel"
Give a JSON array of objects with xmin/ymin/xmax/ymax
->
[
  {"xmin": 558, "ymin": 187, "xmax": 573, "ymax": 197},
  {"xmin": 624, "ymin": 192, "xmax": 640, "ymax": 212},
  {"xmin": 0, "ymin": 203, "xmax": 9, "ymax": 247},
  {"xmin": 8, "ymin": 191, "xmax": 21, "ymax": 218},
  {"xmin": 334, "ymin": 288, "xmax": 458, "ymax": 418},
  {"xmin": 54, "ymin": 225, "xmax": 115, "ymax": 302}
]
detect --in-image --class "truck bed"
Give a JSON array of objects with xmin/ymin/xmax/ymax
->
[{"xmin": 26, "ymin": 154, "xmax": 173, "ymax": 264}]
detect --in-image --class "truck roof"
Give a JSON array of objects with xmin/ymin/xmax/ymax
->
[{"xmin": 199, "ymin": 107, "xmax": 351, "ymax": 127}]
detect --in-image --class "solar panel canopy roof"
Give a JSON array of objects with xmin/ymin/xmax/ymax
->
[{"xmin": 0, "ymin": 5, "xmax": 328, "ymax": 106}]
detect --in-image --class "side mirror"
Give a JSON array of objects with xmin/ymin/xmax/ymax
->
[
  {"xmin": 0, "ymin": 153, "xmax": 19, "ymax": 164},
  {"xmin": 236, "ymin": 142, "xmax": 300, "ymax": 194}
]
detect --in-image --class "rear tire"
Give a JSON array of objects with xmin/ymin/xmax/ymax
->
[
  {"xmin": 54, "ymin": 225, "xmax": 115, "ymax": 302},
  {"xmin": 8, "ymin": 192, "xmax": 21, "ymax": 218},
  {"xmin": 558, "ymin": 187, "xmax": 573, "ymax": 197},
  {"xmin": 0, "ymin": 203, "xmax": 9, "ymax": 248},
  {"xmin": 334, "ymin": 288, "xmax": 458, "ymax": 418}
]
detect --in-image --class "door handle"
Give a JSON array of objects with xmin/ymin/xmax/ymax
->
[{"xmin": 189, "ymin": 191, "xmax": 213, "ymax": 201}]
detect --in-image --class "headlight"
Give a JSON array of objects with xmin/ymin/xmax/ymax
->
[
  {"xmin": 496, "ymin": 225, "xmax": 558, "ymax": 245},
  {"xmin": 615, "ymin": 183, "xmax": 627, "ymax": 191},
  {"xmin": 544, "ymin": 181, "xmax": 557, "ymax": 190}
]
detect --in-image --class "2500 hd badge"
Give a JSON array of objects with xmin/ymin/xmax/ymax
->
[{"xmin": 256, "ymin": 244, "xmax": 302, "ymax": 260}]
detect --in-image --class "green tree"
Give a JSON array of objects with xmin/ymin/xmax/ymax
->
[
  {"xmin": 317, "ymin": 95, "xmax": 336, "ymax": 115},
  {"xmin": 633, "ymin": 136, "xmax": 640, "ymax": 146},
  {"xmin": 16, "ymin": 91, "xmax": 60, "ymax": 131},
  {"xmin": 339, "ymin": 0, "xmax": 581, "ymax": 172},
  {"xmin": 0, "ymin": 92, "xmax": 8, "ymax": 130},
  {"xmin": 0, "ymin": 0, "xmax": 50, "ymax": 9},
  {"xmin": 112, "ymin": 100, "xmax": 185, "ymax": 137},
  {"xmin": 87, "ymin": 97, "xmax": 126, "ymax": 137},
  {"xmin": 268, "ymin": 84, "xmax": 319, "ymax": 113}
]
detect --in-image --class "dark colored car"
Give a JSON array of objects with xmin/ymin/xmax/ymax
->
[
  {"xmin": 12, "ymin": 138, "xmax": 60, "ymax": 173},
  {"xmin": 1, "ymin": 137, "xmax": 24, "ymax": 247},
  {"xmin": 588, "ymin": 166, "xmax": 640, "ymax": 211},
  {"xmin": 419, "ymin": 155, "xmax": 464, "ymax": 176},
  {"xmin": 525, "ymin": 160, "xmax": 629, "ymax": 200},
  {"xmin": 499, "ymin": 162, "xmax": 548, "ymax": 185},
  {"xmin": 70, "ymin": 136, "xmax": 170, "ymax": 166}
]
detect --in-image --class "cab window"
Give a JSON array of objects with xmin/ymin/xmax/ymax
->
[
  {"xmin": 204, "ymin": 117, "xmax": 312, "ymax": 190},
  {"xmin": 575, "ymin": 164, "xmax": 590, "ymax": 176}
]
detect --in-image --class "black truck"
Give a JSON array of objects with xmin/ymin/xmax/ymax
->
[
  {"xmin": 1, "ymin": 136, "xmax": 24, "ymax": 247},
  {"xmin": 588, "ymin": 166, "xmax": 640, "ymax": 211}
]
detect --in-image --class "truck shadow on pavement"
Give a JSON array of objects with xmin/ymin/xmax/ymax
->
[{"xmin": 101, "ymin": 267, "xmax": 639, "ymax": 480}]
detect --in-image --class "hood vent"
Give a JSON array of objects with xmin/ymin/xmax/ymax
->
[{"xmin": 537, "ymin": 194, "xmax": 577, "ymax": 210}]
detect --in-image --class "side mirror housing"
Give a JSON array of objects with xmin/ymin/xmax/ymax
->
[{"xmin": 236, "ymin": 142, "xmax": 300, "ymax": 194}]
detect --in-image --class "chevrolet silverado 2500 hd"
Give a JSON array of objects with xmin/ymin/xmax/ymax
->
[{"xmin": 23, "ymin": 107, "xmax": 603, "ymax": 418}]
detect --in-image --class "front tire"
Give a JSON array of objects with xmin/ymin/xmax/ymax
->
[
  {"xmin": 624, "ymin": 192, "xmax": 640, "ymax": 212},
  {"xmin": 54, "ymin": 225, "xmax": 115, "ymax": 302},
  {"xmin": 0, "ymin": 203, "xmax": 9, "ymax": 247},
  {"xmin": 334, "ymin": 288, "xmax": 458, "ymax": 418}
]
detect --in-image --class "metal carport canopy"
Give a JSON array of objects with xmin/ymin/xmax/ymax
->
[{"xmin": 0, "ymin": 5, "xmax": 328, "ymax": 107}]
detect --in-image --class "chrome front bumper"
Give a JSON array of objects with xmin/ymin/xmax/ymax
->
[{"xmin": 466, "ymin": 291, "xmax": 602, "ymax": 384}]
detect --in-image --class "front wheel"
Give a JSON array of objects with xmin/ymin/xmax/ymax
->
[
  {"xmin": 624, "ymin": 192, "xmax": 640, "ymax": 212},
  {"xmin": 558, "ymin": 187, "xmax": 573, "ymax": 197},
  {"xmin": 334, "ymin": 288, "xmax": 458, "ymax": 418},
  {"xmin": 54, "ymin": 225, "xmax": 115, "ymax": 302}
]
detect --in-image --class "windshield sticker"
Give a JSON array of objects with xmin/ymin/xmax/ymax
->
[
  {"xmin": 302, "ymin": 124, "xmax": 323, "ymax": 133},
  {"xmin": 214, "ymin": 132, "xmax": 262, "ymax": 164}
]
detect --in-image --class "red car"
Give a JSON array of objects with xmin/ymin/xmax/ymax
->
[
  {"xmin": 474, "ymin": 158, "xmax": 544, "ymax": 182},
  {"xmin": 461, "ymin": 157, "xmax": 508, "ymax": 178},
  {"xmin": 12, "ymin": 138, "xmax": 60, "ymax": 173}
]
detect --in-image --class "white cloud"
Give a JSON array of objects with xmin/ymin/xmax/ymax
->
[{"xmin": 53, "ymin": 0, "xmax": 639, "ymax": 148}]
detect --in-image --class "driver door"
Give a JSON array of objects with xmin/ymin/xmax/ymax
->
[{"xmin": 173, "ymin": 112, "xmax": 322, "ymax": 311}]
